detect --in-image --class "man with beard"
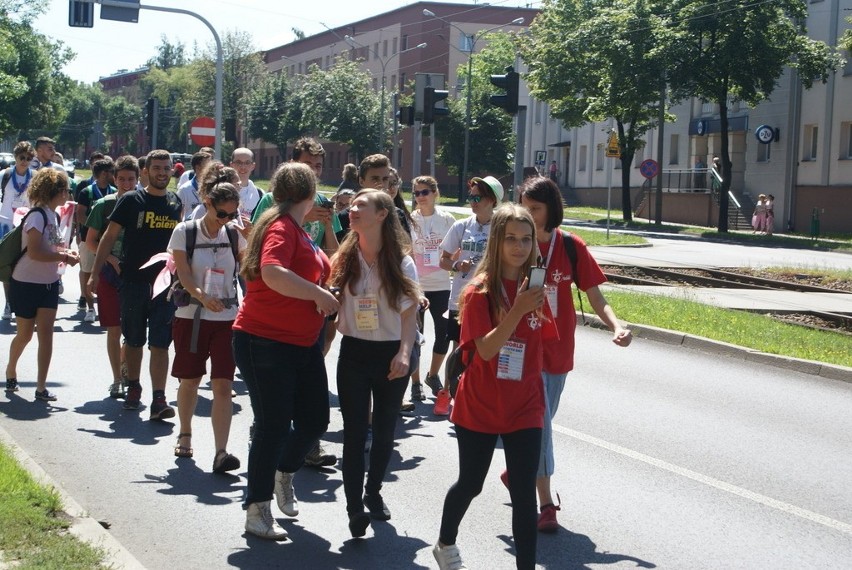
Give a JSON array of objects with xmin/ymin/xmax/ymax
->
[{"xmin": 88, "ymin": 150, "xmax": 182, "ymax": 419}]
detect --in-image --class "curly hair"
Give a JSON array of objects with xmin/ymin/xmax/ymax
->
[{"xmin": 28, "ymin": 168, "xmax": 69, "ymax": 207}]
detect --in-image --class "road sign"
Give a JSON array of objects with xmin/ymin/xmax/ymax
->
[
  {"xmin": 190, "ymin": 117, "xmax": 216, "ymax": 147},
  {"xmin": 640, "ymin": 158, "xmax": 659, "ymax": 180},
  {"xmin": 606, "ymin": 131, "xmax": 620, "ymax": 158}
]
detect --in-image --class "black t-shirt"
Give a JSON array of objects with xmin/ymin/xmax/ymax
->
[{"xmin": 108, "ymin": 188, "xmax": 182, "ymax": 284}]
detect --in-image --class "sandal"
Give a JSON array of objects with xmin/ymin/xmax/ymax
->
[
  {"xmin": 213, "ymin": 449, "xmax": 240, "ymax": 473},
  {"xmin": 174, "ymin": 433, "xmax": 193, "ymax": 458}
]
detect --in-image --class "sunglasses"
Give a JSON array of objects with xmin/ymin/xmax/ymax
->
[
  {"xmin": 215, "ymin": 209, "xmax": 239, "ymax": 220},
  {"xmin": 413, "ymin": 189, "xmax": 434, "ymax": 197},
  {"xmin": 467, "ymin": 195, "xmax": 483, "ymax": 204}
]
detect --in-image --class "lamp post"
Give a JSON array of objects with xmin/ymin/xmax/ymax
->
[
  {"xmin": 345, "ymin": 35, "xmax": 426, "ymax": 153},
  {"xmin": 423, "ymin": 9, "xmax": 523, "ymax": 201}
]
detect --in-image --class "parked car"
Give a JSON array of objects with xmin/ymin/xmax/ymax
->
[
  {"xmin": 0, "ymin": 152, "xmax": 13, "ymax": 169},
  {"xmin": 63, "ymin": 159, "xmax": 76, "ymax": 178}
]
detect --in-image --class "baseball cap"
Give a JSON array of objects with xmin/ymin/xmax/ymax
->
[
  {"xmin": 471, "ymin": 176, "xmax": 504, "ymax": 202},
  {"xmin": 173, "ymin": 162, "xmax": 185, "ymax": 177}
]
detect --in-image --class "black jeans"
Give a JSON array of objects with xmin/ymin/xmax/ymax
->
[
  {"xmin": 337, "ymin": 335, "xmax": 409, "ymax": 515},
  {"xmin": 233, "ymin": 330, "xmax": 330, "ymax": 507},
  {"xmin": 423, "ymin": 289, "xmax": 450, "ymax": 355},
  {"xmin": 439, "ymin": 425, "xmax": 542, "ymax": 570}
]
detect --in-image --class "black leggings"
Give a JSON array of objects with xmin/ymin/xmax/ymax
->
[
  {"xmin": 439, "ymin": 425, "xmax": 542, "ymax": 570},
  {"xmin": 423, "ymin": 289, "xmax": 450, "ymax": 355}
]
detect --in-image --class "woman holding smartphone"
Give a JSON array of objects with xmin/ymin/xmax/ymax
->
[
  {"xmin": 329, "ymin": 188, "xmax": 420, "ymax": 538},
  {"xmin": 433, "ymin": 203, "xmax": 545, "ymax": 570}
]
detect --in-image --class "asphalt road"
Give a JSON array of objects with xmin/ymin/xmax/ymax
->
[{"xmin": 2, "ymin": 242, "xmax": 851, "ymax": 569}]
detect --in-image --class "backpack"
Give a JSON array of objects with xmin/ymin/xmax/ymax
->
[
  {"xmin": 169, "ymin": 221, "xmax": 240, "ymax": 308},
  {"xmin": 0, "ymin": 208, "xmax": 50, "ymax": 283},
  {"xmin": 561, "ymin": 230, "xmax": 586, "ymax": 323},
  {"xmin": 1, "ymin": 168, "xmax": 11, "ymax": 202}
]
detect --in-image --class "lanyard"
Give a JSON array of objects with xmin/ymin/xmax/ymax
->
[
  {"xmin": 499, "ymin": 279, "xmax": 522, "ymax": 312},
  {"xmin": 11, "ymin": 169, "xmax": 31, "ymax": 195},
  {"xmin": 358, "ymin": 252, "xmax": 376, "ymax": 296},
  {"xmin": 541, "ymin": 231, "xmax": 558, "ymax": 271}
]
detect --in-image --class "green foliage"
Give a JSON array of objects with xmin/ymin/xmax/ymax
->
[
  {"xmin": 55, "ymin": 82, "xmax": 103, "ymax": 156},
  {"xmin": 665, "ymin": 0, "xmax": 843, "ymax": 232},
  {"xmin": 245, "ymin": 72, "xmax": 301, "ymax": 160},
  {"xmin": 141, "ymin": 62, "xmax": 206, "ymax": 152},
  {"xmin": 104, "ymin": 95, "xmax": 141, "ymax": 154},
  {"xmin": 299, "ymin": 59, "xmax": 381, "ymax": 160},
  {"xmin": 435, "ymin": 31, "xmax": 516, "ymax": 184},
  {"xmin": 147, "ymin": 35, "xmax": 187, "ymax": 71},
  {"xmin": 522, "ymin": 0, "xmax": 671, "ymax": 221},
  {"xmin": 841, "ymin": 16, "xmax": 852, "ymax": 54}
]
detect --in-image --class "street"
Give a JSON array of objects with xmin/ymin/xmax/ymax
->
[{"xmin": 1, "ymin": 240, "xmax": 852, "ymax": 569}]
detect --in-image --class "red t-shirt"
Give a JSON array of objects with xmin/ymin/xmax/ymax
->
[
  {"xmin": 450, "ymin": 277, "xmax": 545, "ymax": 434},
  {"xmin": 538, "ymin": 231, "xmax": 607, "ymax": 373},
  {"xmin": 233, "ymin": 215, "xmax": 330, "ymax": 346}
]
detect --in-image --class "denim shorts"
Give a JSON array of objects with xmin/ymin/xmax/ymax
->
[{"xmin": 120, "ymin": 280, "xmax": 175, "ymax": 348}]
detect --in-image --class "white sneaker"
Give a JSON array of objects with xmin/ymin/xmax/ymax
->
[
  {"xmin": 433, "ymin": 542, "xmax": 468, "ymax": 570},
  {"xmin": 244, "ymin": 501, "xmax": 288, "ymax": 540},
  {"xmin": 84, "ymin": 309, "xmax": 96, "ymax": 322},
  {"xmin": 274, "ymin": 470, "xmax": 299, "ymax": 516},
  {"xmin": 2, "ymin": 303, "xmax": 11, "ymax": 320}
]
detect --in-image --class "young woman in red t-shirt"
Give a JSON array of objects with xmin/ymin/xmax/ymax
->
[
  {"xmin": 232, "ymin": 162, "xmax": 340, "ymax": 541},
  {"xmin": 433, "ymin": 203, "xmax": 546, "ymax": 570},
  {"xmin": 519, "ymin": 177, "xmax": 631, "ymax": 533}
]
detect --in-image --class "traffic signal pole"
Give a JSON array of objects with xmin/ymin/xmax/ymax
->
[{"xmin": 70, "ymin": 0, "xmax": 224, "ymax": 160}]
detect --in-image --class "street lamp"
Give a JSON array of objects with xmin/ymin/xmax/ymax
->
[
  {"xmin": 345, "ymin": 35, "xmax": 427, "ymax": 153},
  {"xmin": 423, "ymin": 9, "xmax": 523, "ymax": 201}
]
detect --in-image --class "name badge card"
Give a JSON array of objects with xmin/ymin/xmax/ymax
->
[
  {"xmin": 545, "ymin": 285, "xmax": 558, "ymax": 318},
  {"xmin": 204, "ymin": 267, "xmax": 226, "ymax": 298},
  {"xmin": 423, "ymin": 244, "xmax": 440, "ymax": 267},
  {"xmin": 497, "ymin": 339, "xmax": 526, "ymax": 381},
  {"xmin": 355, "ymin": 294, "xmax": 379, "ymax": 331}
]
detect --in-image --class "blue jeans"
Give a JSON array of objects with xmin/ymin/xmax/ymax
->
[
  {"xmin": 538, "ymin": 371, "xmax": 568, "ymax": 477},
  {"xmin": 233, "ymin": 330, "xmax": 330, "ymax": 507},
  {"xmin": 337, "ymin": 336, "xmax": 408, "ymax": 515}
]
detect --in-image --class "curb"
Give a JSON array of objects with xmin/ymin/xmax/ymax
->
[
  {"xmin": 582, "ymin": 315, "xmax": 852, "ymax": 384},
  {"xmin": 0, "ymin": 424, "xmax": 147, "ymax": 570}
]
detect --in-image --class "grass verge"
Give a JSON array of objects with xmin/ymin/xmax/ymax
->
[
  {"xmin": 0, "ymin": 442, "xmax": 107, "ymax": 569},
  {"xmin": 592, "ymin": 288, "xmax": 852, "ymax": 368}
]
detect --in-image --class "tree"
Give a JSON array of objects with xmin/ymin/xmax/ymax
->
[
  {"xmin": 147, "ymin": 36, "xmax": 187, "ymax": 70},
  {"xmin": 841, "ymin": 16, "xmax": 852, "ymax": 54},
  {"xmin": 245, "ymin": 72, "xmax": 302, "ymax": 160},
  {"xmin": 300, "ymin": 59, "xmax": 380, "ymax": 160},
  {"xmin": 666, "ymin": 0, "xmax": 841, "ymax": 232},
  {"xmin": 0, "ymin": 1, "xmax": 73, "ymax": 136},
  {"xmin": 55, "ymin": 82, "xmax": 103, "ymax": 157},
  {"xmin": 141, "ymin": 62, "xmax": 206, "ymax": 152},
  {"xmin": 105, "ymin": 95, "xmax": 141, "ymax": 154},
  {"xmin": 435, "ymin": 32, "xmax": 516, "ymax": 191},
  {"xmin": 522, "ymin": 0, "xmax": 670, "ymax": 222}
]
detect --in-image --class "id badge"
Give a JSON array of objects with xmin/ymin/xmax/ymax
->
[
  {"xmin": 355, "ymin": 294, "xmax": 380, "ymax": 331},
  {"xmin": 203, "ymin": 267, "xmax": 226, "ymax": 298},
  {"xmin": 423, "ymin": 245, "xmax": 440, "ymax": 267},
  {"xmin": 545, "ymin": 285, "xmax": 558, "ymax": 318},
  {"xmin": 497, "ymin": 339, "xmax": 526, "ymax": 381}
]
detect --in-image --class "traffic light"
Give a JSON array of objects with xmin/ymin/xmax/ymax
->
[
  {"xmin": 489, "ymin": 66, "xmax": 519, "ymax": 115},
  {"xmin": 423, "ymin": 87, "xmax": 449, "ymax": 125},
  {"xmin": 69, "ymin": 1, "xmax": 94, "ymax": 28},
  {"xmin": 145, "ymin": 98, "xmax": 156, "ymax": 137},
  {"xmin": 397, "ymin": 106, "xmax": 415, "ymax": 126}
]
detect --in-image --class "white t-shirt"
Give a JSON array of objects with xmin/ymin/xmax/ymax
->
[
  {"xmin": 0, "ymin": 169, "xmax": 33, "ymax": 233},
  {"xmin": 337, "ymin": 253, "xmax": 418, "ymax": 342},
  {"xmin": 440, "ymin": 215, "xmax": 491, "ymax": 311},
  {"xmin": 168, "ymin": 220, "xmax": 246, "ymax": 321},
  {"xmin": 176, "ymin": 179, "xmax": 201, "ymax": 221},
  {"xmin": 177, "ymin": 170, "xmax": 192, "ymax": 188},
  {"xmin": 238, "ymin": 180, "xmax": 262, "ymax": 218},
  {"xmin": 12, "ymin": 206, "xmax": 63, "ymax": 284},
  {"xmin": 410, "ymin": 208, "xmax": 456, "ymax": 292}
]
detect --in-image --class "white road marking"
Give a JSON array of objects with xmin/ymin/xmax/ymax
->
[{"xmin": 554, "ymin": 424, "xmax": 852, "ymax": 536}]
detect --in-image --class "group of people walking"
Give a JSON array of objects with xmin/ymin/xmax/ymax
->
[{"xmin": 2, "ymin": 136, "xmax": 633, "ymax": 569}]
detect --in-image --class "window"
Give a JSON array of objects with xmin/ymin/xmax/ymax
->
[
  {"xmin": 841, "ymin": 122, "xmax": 852, "ymax": 160},
  {"xmin": 803, "ymin": 125, "xmax": 818, "ymax": 161},
  {"xmin": 595, "ymin": 144, "xmax": 604, "ymax": 171},
  {"xmin": 383, "ymin": 40, "xmax": 388, "ymax": 57},
  {"xmin": 757, "ymin": 140, "xmax": 771, "ymax": 162},
  {"xmin": 669, "ymin": 134, "xmax": 679, "ymax": 165},
  {"xmin": 578, "ymin": 145, "xmax": 587, "ymax": 172},
  {"xmin": 393, "ymin": 37, "xmax": 399, "ymax": 54},
  {"xmin": 701, "ymin": 100, "xmax": 713, "ymax": 115},
  {"xmin": 399, "ymin": 72, "xmax": 406, "ymax": 91},
  {"xmin": 391, "ymin": 75, "xmax": 396, "ymax": 90},
  {"xmin": 461, "ymin": 34, "xmax": 474, "ymax": 52},
  {"xmin": 374, "ymin": 43, "xmax": 379, "ymax": 59},
  {"xmin": 325, "ymin": 55, "xmax": 330, "ymax": 69}
]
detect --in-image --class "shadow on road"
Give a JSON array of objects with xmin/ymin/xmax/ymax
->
[
  {"xmin": 75, "ymin": 397, "xmax": 174, "ymax": 445},
  {"xmin": 0, "ymin": 391, "xmax": 66, "ymax": 420},
  {"xmin": 529, "ymin": 529, "xmax": 656, "ymax": 569},
  {"xmin": 140, "ymin": 461, "xmax": 244, "ymax": 506}
]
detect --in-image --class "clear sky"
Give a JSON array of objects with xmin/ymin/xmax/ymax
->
[{"xmin": 33, "ymin": 0, "xmax": 532, "ymax": 84}]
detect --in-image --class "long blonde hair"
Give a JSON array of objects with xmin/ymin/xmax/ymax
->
[
  {"xmin": 329, "ymin": 189, "xmax": 420, "ymax": 311},
  {"xmin": 241, "ymin": 162, "xmax": 316, "ymax": 281},
  {"xmin": 462, "ymin": 203, "xmax": 537, "ymax": 323}
]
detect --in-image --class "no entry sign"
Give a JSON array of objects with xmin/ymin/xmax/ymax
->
[{"xmin": 190, "ymin": 117, "xmax": 216, "ymax": 147}]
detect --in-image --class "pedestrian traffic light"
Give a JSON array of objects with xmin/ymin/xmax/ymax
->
[
  {"xmin": 423, "ymin": 87, "xmax": 449, "ymax": 125},
  {"xmin": 397, "ymin": 106, "xmax": 415, "ymax": 126},
  {"xmin": 489, "ymin": 66, "xmax": 519, "ymax": 115},
  {"xmin": 69, "ymin": 0, "xmax": 94, "ymax": 28}
]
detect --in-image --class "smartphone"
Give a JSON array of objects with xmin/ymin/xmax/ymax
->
[{"xmin": 528, "ymin": 266, "xmax": 546, "ymax": 289}]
